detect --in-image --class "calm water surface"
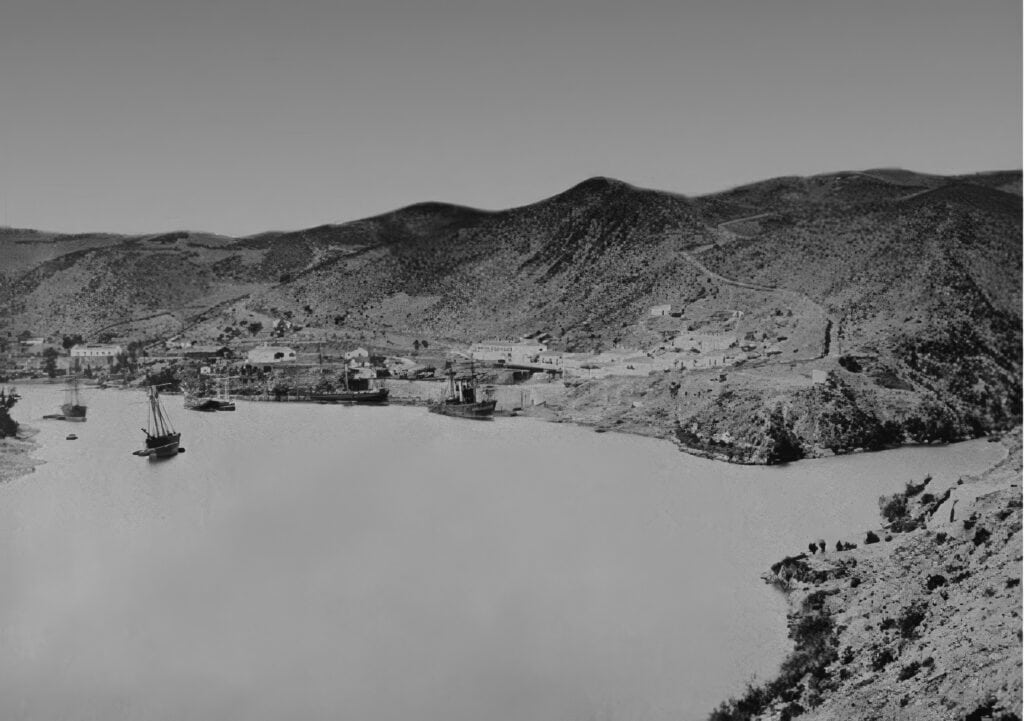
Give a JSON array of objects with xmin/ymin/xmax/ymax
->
[{"xmin": 0, "ymin": 386, "xmax": 1006, "ymax": 721}]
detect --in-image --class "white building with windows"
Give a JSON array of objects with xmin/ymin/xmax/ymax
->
[
  {"xmin": 70, "ymin": 343, "xmax": 123, "ymax": 366},
  {"xmin": 470, "ymin": 339, "xmax": 548, "ymax": 366},
  {"xmin": 344, "ymin": 347, "xmax": 370, "ymax": 363}
]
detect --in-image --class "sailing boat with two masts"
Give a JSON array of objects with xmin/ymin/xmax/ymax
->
[
  {"xmin": 212, "ymin": 375, "xmax": 236, "ymax": 411},
  {"xmin": 134, "ymin": 386, "xmax": 182, "ymax": 458},
  {"xmin": 308, "ymin": 345, "xmax": 389, "ymax": 404},
  {"xmin": 184, "ymin": 374, "xmax": 236, "ymax": 412},
  {"xmin": 60, "ymin": 375, "xmax": 87, "ymax": 421}
]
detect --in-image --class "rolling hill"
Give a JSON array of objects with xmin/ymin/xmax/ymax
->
[{"xmin": 1, "ymin": 168, "xmax": 1020, "ymax": 460}]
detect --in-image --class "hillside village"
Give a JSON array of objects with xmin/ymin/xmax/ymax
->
[
  {"xmin": 0, "ymin": 280, "xmax": 941, "ymax": 470},
  {"xmin": 0, "ymin": 291, "xmax": 831, "ymax": 393},
  {"xmin": 0, "ymin": 169, "xmax": 1019, "ymax": 463}
]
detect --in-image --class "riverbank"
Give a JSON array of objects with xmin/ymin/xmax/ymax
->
[
  {"xmin": 536, "ymin": 368, "xmax": 1020, "ymax": 466},
  {"xmin": 709, "ymin": 429, "xmax": 1023, "ymax": 720},
  {"xmin": 0, "ymin": 425, "xmax": 41, "ymax": 484}
]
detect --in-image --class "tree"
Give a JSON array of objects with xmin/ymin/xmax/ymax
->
[
  {"xmin": 764, "ymin": 407, "xmax": 804, "ymax": 464},
  {"xmin": 42, "ymin": 347, "xmax": 59, "ymax": 378},
  {"xmin": 413, "ymin": 340, "xmax": 421, "ymax": 354},
  {"xmin": 0, "ymin": 388, "xmax": 18, "ymax": 437},
  {"xmin": 420, "ymin": 340, "xmax": 429, "ymax": 350},
  {"xmin": 248, "ymin": 321, "xmax": 263, "ymax": 336},
  {"xmin": 62, "ymin": 334, "xmax": 84, "ymax": 351}
]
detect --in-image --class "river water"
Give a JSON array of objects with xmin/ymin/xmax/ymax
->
[{"xmin": 0, "ymin": 386, "xmax": 1007, "ymax": 721}]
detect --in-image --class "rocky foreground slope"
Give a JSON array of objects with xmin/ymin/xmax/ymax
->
[{"xmin": 710, "ymin": 430, "xmax": 1023, "ymax": 720}]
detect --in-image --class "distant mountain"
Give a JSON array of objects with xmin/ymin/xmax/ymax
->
[{"xmin": 2, "ymin": 168, "xmax": 1020, "ymax": 458}]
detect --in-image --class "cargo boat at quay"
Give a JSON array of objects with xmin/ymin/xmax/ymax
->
[
  {"xmin": 308, "ymin": 387, "xmax": 390, "ymax": 404},
  {"xmin": 308, "ymin": 368, "xmax": 390, "ymax": 405},
  {"xmin": 428, "ymin": 362, "xmax": 496, "ymax": 419},
  {"xmin": 184, "ymin": 376, "xmax": 236, "ymax": 412}
]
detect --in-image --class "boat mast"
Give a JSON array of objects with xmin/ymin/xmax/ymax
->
[
  {"xmin": 445, "ymin": 362, "xmax": 456, "ymax": 401},
  {"xmin": 148, "ymin": 386, "xmax": 174, "ymax": 436},
  {"xmin": 65, "ymin": 375, "xmax": 80, "ymax": 406}
]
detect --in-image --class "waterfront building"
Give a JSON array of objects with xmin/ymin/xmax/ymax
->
[
  {"xmin": 470, "ymin": 339, "xmax": 548, "ymax": 366},
  {"xmin": 70, "ymin": 343, "xmax": 123, "ymax": 366},
  {"xmin": 535, "ymin": 351, "xmax": 564, "ymax": 372}
]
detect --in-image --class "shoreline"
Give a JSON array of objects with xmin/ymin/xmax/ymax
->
[
  {"xmin": 25, "ymin": 374, "xmax": 1013, "ymax": 468},
  {"xmin": 709, "ymin": 429, "xmax": 1023, "ymax": 720},
  {"xmin": 538, "ymin": 406, "xmax": 1012, "ymax": 468},
  {"xmin": 0, "ymin": 424, "xmax": 43, "ymax": 485},
  {"xmin": 144, "ymin": 380, "xmax": 1017, "ymax": 468}
]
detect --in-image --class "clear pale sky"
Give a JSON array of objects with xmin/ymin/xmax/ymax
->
[{"xmin": 0, "ymin": 0, "xmax": 1020, "ymax": 236}]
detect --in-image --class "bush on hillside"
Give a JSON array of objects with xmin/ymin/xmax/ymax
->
[
  {"xmin": 897, "ymin": 600, "xmax": 928, "ymax": 639},
  {"xmin": 880, "ymin": 493, "xmax": 909, "ymax": 524}
]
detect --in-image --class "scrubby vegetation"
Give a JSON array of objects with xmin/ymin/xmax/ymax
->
[
  {"xmin": 711, "ymin": 434, "xmax": 1024, "ymax": 719},
  {"xmin": 708, "ymin": 591, "xmax": 840, "ymax": 720},
  {"xmin": 0, "ymin": 388, "xmax": 18, "ymax": 438}
]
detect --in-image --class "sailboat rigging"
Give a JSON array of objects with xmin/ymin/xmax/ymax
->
[
  {"xmin": 308, "ymin": 347, "xmax": 390, "ymax": 404},
  {"xmin": 134, "ymin": 385, "xmax": 182, "ymax": 458},
  {"xmin": 184, "ymin": 373, "xmax": 236, "ymax": 412},
  {"xmin": 61, "ymin": 375, "xmax": 87, "ymax": 421},
  {"xmin": 428, "ymin": 360, "xmax": 496, "ymax": 419}
]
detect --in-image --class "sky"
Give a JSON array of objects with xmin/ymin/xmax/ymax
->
[{"xmin": 0, "ymin": 0, "xmax": 1020, "ymax": 236}]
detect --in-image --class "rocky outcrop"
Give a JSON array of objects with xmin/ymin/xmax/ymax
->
[{"xmin": 709, "ymin": 430, "xmax": 1023, "ymax": 720}]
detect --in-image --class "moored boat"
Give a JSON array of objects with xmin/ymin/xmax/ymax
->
[
  {"xmin": 309, "ymin": 368, "xmax": 390, "ymax": 405},
  {"xmin": 184, "ymin": 376, "xmax": 237, "ymax": 412},
  {"xmin": 61, "ymin": 376, "xmax": 87, "ymax": 421},
  {"xmin": 212, "ymin": 375, "xmax": 236, "ymax": 410},
  {"xmin": 309, "ymin": 387, "xmax": 390, "ymax": 404},
  {"xmin": 135, "ymin": 386, "xmax": 181, "ymax": 459},
  {"xmin": 184, "ymin": 395, "xmax": 220, "ymax": 412},
  {"xmin": 428, "ymin": 362, "xmax": 496, "ymax": 419}
]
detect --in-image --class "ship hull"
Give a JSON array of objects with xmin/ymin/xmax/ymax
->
[
  {"xmin": 136, "ymin": 432, "xmax": 181, "ymax": 459},
  {"xmin": 309, "ymin": 388, "xmax": 390, "ymax": 405},
  {"xmin": 61, "ymin": 403, "xmax": 87, "ymax": 421},
  {"xmin": 428, "ymin": 399, "xmax": 497, "ymax": 419},
  {"xmin": 185, "ymin": 397, "xmax": 219, "ymax": 412},
  {"xmin": 185, "ymin": 397, "xmax": 236, "ymax": 412}
]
